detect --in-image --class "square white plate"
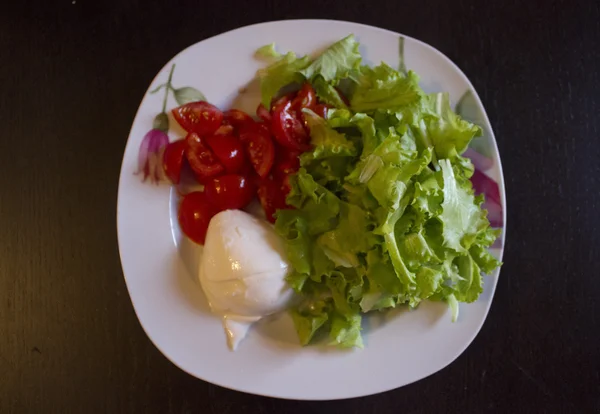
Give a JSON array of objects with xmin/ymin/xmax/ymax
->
[{"xmin": 117, "ymin": 19, "xmax": 506, "ymax": 400}]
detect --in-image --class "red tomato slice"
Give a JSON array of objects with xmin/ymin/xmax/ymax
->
[
  {"xmin": 271, "ymin": 100, "xmax": 310, "ymax": 151},
  {"xmin": 256, "ymin": 103, "xmax": 272, "ymax": 122},
  {"xmin": 270, "ymin": 92, "xmax": 297, "ymax": 111},
  {"xmin": 277, "ymin": 146, "xmax": 301, "ymax": 164},
  {"xmin": 172, "ymin": 101, "xmax": 223, "ymax": 135},
  {"xmin": 204, "ymin": 174, "xmax": 256, "ymax": 211},
  {"xmin": 238, "ymin": 119, "xmax": 270, "ymax": 142},
  {"xmin": 223, "ymin": 109, "xmax": 254, "ymax": 129},
  {"xmin": 254, "ymin": 121, "xmax": 271, "ymax": 136},
  {"xmin": 185, "ymin": 132, "xmax": 224, "ymax": 180},
  {"xmin": 291, "ymin": 83, "xmax": 317, "ymax": 111},
  {"xmin": 178, "ymin": 191, "xmax": 218, "ymax": 244},
  {"xmin": 313, "ymin": 104, "xmax": 330, "ymax": 118},
  {"xmin": 272, "ymin": 146, "xmax": 301, "ymax": 202},
  {"xmin": 243, "ymin": 131, "xmax": 275, "ymax": 179},
  {"xmin": 205, "ymin": 134, "xmax": 247, "ymax": 174},
  {"xmin": 162, "ymin": 140, "xmax": 186, "ymax": 184},
  {"xmin": 258, "ymin": 178, "xmax": 287, "ymax": 223},
  {"xmin": 273, "ymin": 158, "xmax": 299, "ymax": 180},
  {"xmin": 280, "ymin": 174, "xmax": 293, "ymax": 199},
  {"xmin": 273, "ymin": 147, "xmax": 300, "ymax": 179},
  {"xmin": 213, "ymin": 124, "xmax": 234, "ymax": 136}
]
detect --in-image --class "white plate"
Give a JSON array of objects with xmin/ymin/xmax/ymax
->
[{"xmin": 117, "ymin": 19, "xmax": 506, "ymax": 400}]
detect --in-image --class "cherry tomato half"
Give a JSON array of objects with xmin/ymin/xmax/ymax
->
[
  {"xmin": 291, "ymin": 83, "xmax": 317, "ymax": 111},
  {"xmin": 162, "ymin": 140, "xmax": 186, "ymax": 184},
  {"xmin": 204, "ymin": 174, "xmax": 256, "ymax": 211},
  {"xmin": 243, "ymin": 131, "xmax": 275, "ymax": 179},
  {"xmin": 274, "ymin": 157, "xmax": 299, "ymax": 179},
  {"xmin": 185, "ymin": 132, "xmax": 224, "ymax": 181},
  {"xmin": 280, "ymin": 174, "xmax": 293, "ymax": 199},
  {"xmin": 273, "ymin": 147, "xmax": 300, "ymax": 179},
  {"xmin": 273, "ymin": 149, "xmax": 300, "ymax": 201},
  {"xmin": 223, "ymin": 109, "xmax": 254, "ymax": 129},
  {"xmin": 213, "ymin": 124, "xmax": 234, "ymax": 136},
  {"xmin": 178, "ymin": 191, "xmax": 218, "ymax": 244},
  {"xmin": 258, "ymin": 177, "xmax": 287, "ymax": 223},
  {"xmin": 238, "ymin": 119, "xmax": 271, "ymax": 141},
  {"xmin": 172, "ymin": 101, "xmax": 223, "ymax": 135},
  {"xmin": 256, "ymin": 103, "xmax": 272, "ymax": 122},
  {"xmin": 205, "ymin": 134, "xmax": 247, "ymax": 174},
  {"xmin": 313, "ymin": 104, "xmax": 330, "ymax": 118},
  {"xmin": 272, "ymin": 100, "xmax": 310, "ymax": 151},
  {"xmin": 270, "ymin": 93, "xmax": 295, "ymax": 111}
]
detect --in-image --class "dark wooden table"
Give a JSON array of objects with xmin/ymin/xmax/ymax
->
[{"xmin": 2, "ymin": 1, "xmax": 599, "ymax": 412}]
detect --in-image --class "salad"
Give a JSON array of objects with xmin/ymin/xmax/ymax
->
[{"xmin": 138, "ymin": 35, "xmax": 501, "ymax": 349}]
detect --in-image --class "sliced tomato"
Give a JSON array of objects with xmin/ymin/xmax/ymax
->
[
  {"xmin": 272, "ymin": 100, "xmax": 310, "ymax": 151},
  {"xmin": 223, "ymin": 109, "xmax": 254, "ymax": 129},
  {"xmin": 277, "ymin": 146, "xmax": 301, "ymax": 164},
  {"xmin": 273, "ymin": 158, "xmax": 299, "ymax": 181},
  {"xmin": 162, "ymin": 140, "xmax": 186, "ymax": 184},
  {"xmin": 213, "ymin": 124, "xmax": 234, "ymax": 136},
  {"xmin": 237, "ymin": 118, "xmax": 271, "ymax": 141},
  {"xmin": 184, "ymin": 132, "xmax": 224, "ymax": 181},
  {"xmin": 255, "ymin": 121, "xmax": 271, "ymax": 136},
  {"xmin": 270, "ymin": 92, "xmax": 296, "ymax": 111},
  {"xmin": 291, "ymin": 83, "xmax": 317, "ymax": 111},
  {"xmin": 256, "ymin": 103, "xmax": 272, "ymax": 122},
  {"xmin": 280, "ymin": 174, "xmax": 293, "ymax": 199},
  {"xmin": 178, "ymin": 191, "xmax": 218, "ymax": 244},
  {"xmin": 205, "ymin": 134, "xmax": 247, "ymax": 174},
  {"xmin": 273, "ymin": 147, "xmax": 300, "ymax": 178},
  {"xmin": 258, "ymin": 177, "xmax": 287, "ymax": 223},
  {"xmin": 243, "ymin": 131, "xmax": 275, "ymax": 179},
  {"xmin": 204, "ymin": 174, "xmax": 256, "ymax": 211},
  {"xmin": 313, "ymin": 104, "xmax": 330, "ymax": 118},
  {"xmin": 272, "ymin": 146, "xmax": 301, "ymax": 201},
  {"xmin": 172, "ymin": 101, "xmax": 223, "ymax": 135}
]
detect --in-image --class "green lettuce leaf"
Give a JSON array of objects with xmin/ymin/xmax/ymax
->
[
  {"xmin": 291, "ymin": 310, "xmax": 329, "ymax": 346},
  {"xmin": 350, "ymin": 64, "xmax": 422, "ymax": 112},
  {"xmin": 255, "ymin": 43, "xmax": 281, "ymax": 59},
  {"xmin": 439, "ymin": 159, "xmax": 489, "ymax": 253},
  {"xmin": 447, "ymin": 293, "xmax": 459, "ymax": 322},
  {"xmin": 313, "ymin": 76, "xmax": 348, "ymax": 108},
  {"xmin": 316, "ymin": 202, "xmax": 377, "ymax": 268},
  {"xmin": 453, "ymin": 255, "xmax": 482, "ymax": 303},
  {"xmin": 329, "ymin": 313, "xmax": 363, "ymax": 348},
  {"xmin": 470, "ymin": 244, "xmax": 501, "ymax": 274},
  {"xmin": 300, "ymin": 34, "xmax": 361, "ymax": 82},
  {"xmin": 258, "ymin": 52, "xmax": 311, "ymax": 107},
  {"xmin": 328, "ymin": 109, "xmax": 378, "ymax": 157},
  {"xmin": 300, "ymin": 109, "xmax": 357, "ymax": 164},
  {"xmin": 286, "ymin": 170, "xmax": 341, "ymax": 235},
  {"xmin": 426, "ymin": 92, "xmax": 482, "ymax": 159},
  {"xmin": 415, "ymin": 266, "xmax": 443, "ymax": 299},
  {"xmin": 274, "ymin": 210, "xmax": 312, "ymax": 276}
]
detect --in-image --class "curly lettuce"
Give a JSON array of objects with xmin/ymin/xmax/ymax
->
[{"xmin": 258, "ymin": 36, "xmax": 502, "ymax": 348}]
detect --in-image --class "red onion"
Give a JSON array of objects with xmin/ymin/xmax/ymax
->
[
  {"xmin": 471, "ymin": 168, "xmax": 503, "ymax": 228},
  {"xmin": 471, "ymin": 169, "xmax": 500, "ymax": 204},
  {"xmin": 464, "ymin": 148, "xmax": 493, "ymax": 172}
]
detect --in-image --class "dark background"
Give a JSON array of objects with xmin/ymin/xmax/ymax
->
[{"xmin": 1, "ymin": 1, "xmax": 599, "ymax": 413}]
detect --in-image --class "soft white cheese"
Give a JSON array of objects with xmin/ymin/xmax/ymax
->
[{"xmin": 199, "ymin": 210, "xmax": 293, "ymax": 350}]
